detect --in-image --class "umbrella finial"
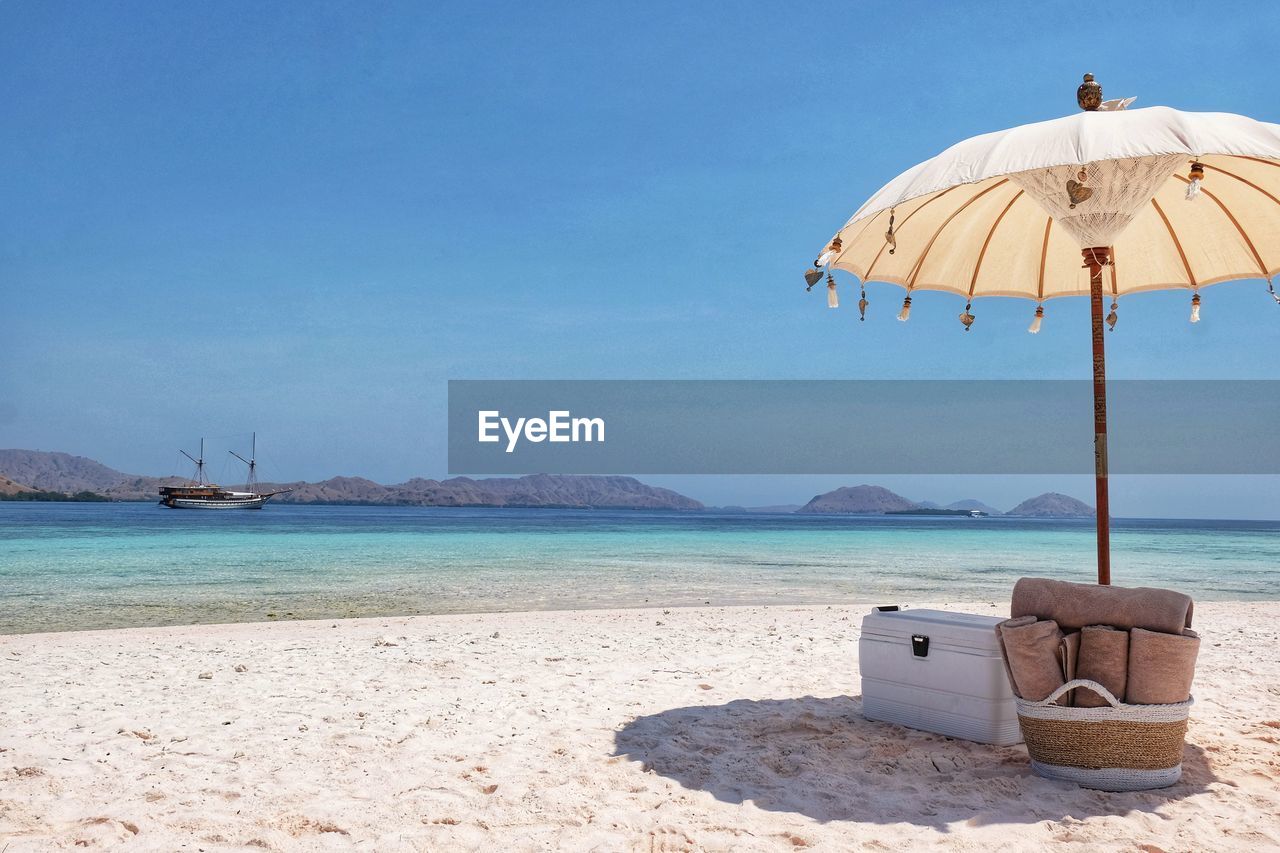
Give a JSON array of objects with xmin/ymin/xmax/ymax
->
[
  {"xmin": 1028, "ymin": 304, "xmax": 1044, "ymax": 334},
  {"xmin": 1186, "ymin": 162, "xmax": 1205, "ymax": 200},
  {"xmin": 811, "ymin": 234, "xmax": 843, "ymax": 274},
  {"xmin": 1077, "ymin": 73, "xmax": 1103, "ymax": 111}
]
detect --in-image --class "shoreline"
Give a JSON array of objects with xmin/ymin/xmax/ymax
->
[
  {"xmin": 0, "ymin": 597, "xmax": 916, "ymax": 639},
  {"xmin": 8, "ymin": 592, "xmax": 1280, "ymax": 637},
  {"xmin": 2, "ymin": 601, "xmax": 1277, "ymax": 850},
  {"xmin": 4, "ymin": 599, "xmax": 1001, "ymax": 640}
]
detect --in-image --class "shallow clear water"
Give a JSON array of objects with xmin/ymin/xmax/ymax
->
[{"xmin": 0, "ymin": 503, "xmax": 1276, "ymax": 633}]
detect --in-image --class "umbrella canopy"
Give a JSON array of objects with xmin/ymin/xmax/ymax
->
[
  {"xmin": 822, "ymin": 106, "xmax": 1280, "ymax": 303},
  {"xmin": 809, "ymin": 76, "xmax": 1280, "ymax": 586}
]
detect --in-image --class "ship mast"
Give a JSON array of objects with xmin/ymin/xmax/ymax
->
[
  {"xmin": 229, "ymin": 432, "xmax": 257, "ymax": 492},
  {"xmin": 179, "ymin": 438, "xmax": 207, "ymax": 485}
]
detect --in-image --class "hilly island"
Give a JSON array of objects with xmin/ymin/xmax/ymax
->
[{"xmin": 0, "ymin": 450, "xmax": 1093, "ymax": 516}]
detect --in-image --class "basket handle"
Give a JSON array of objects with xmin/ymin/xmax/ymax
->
[{"xmin": 1035, "ymin": 678, "xmax": 1123, "ymax": 708}]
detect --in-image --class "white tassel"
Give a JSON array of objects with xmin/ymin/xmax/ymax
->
[
  {"xmin": 897, "ymin": 296, "xmax": 912, "ymax": 322},
  {"xmin": 1190, "ymin": 292, "xmax": 1201, "ymax": 323},
  {"xmin": 827, "ymin": 281, "xmax": 839, "ymax": 309},
  {"xmin": 1028, "ymin": 305, "xmax": 1043, "ymax": 334},
  {"xmin": 1185, "ymin": 178, "xmax": 1201, "ymax": 200}
]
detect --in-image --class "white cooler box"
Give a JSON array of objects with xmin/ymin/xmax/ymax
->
[{"xmin": 859, "ymin": 606, "xmax": 1021, "ymax": 746}]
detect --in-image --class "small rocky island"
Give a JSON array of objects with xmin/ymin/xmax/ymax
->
[
  {"xmin": 1004, "ymin": 492, "xmax": 1096, "ymax": 518},
  {"xmin": 886, "ymin": 508, "xmax": 986, "ymax": 517},
  {"xmin": 795, "ymin": 485, "xmax": 918, "ymax": 514},
  {"xmin": 797, "ymin": 484, "xmax": 1095, "ymax": 518}
]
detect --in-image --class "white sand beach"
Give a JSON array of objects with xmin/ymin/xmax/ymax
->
[{"xmin": 2, "ymin": 602, "xmax": 1278, "ymax": 851}]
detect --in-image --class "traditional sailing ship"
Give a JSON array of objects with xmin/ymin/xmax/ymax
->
[{"xmin": 158, "ymin": 434, "xmax": 291, "ymax": 509}]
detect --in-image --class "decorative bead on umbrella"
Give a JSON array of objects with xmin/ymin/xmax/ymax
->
[{"xmin": 806, "ymin": 74, "xmax": 1280, "ymax": 584}]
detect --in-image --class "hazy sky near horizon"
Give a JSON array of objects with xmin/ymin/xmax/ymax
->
[{"xmin": 3, "ymin": 1, "xmax": 1280, "ymax": 516}]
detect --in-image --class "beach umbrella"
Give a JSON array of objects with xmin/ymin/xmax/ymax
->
[{"xmin": 808, "ymin": 75, "xmax": 1280, "ymax": 585}]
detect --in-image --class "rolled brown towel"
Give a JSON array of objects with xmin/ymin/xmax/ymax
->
[
  {"xmin": 1074, "ymin": 625, "xmax": 1129, "ymax": 707},
  {"xmin": 1126, "ymin": 628, "xmax": 1200, "ymax": 705},
  {"xmin": 1011, "ymin": 577, "xmax": 1193, "ymax": 634},
  {"xmin": 994, "ymin": 615, "xmax": 1037, "ymax": 695},
  {"xmin": 997, "ymin": 617, "xmax": 1065, "ymax": 702},
  {"xmin": 1060, "ymin": 631, "xmax": 1080, "ymax": 706}
]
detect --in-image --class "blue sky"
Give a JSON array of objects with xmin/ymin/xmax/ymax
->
[{"xmin": 3, "ymin": 1, "xmax": 1280, "ymax": 515}]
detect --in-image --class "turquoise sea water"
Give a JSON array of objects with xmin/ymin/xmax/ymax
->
[{"xmin": 1, "ymin": 503, "xmax": 1276, "ymax": 634}]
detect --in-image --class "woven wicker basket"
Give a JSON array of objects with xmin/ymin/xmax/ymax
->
[{"xmin": 1016, "ymin": 678, "xmax": 1192, "ymax": 791}]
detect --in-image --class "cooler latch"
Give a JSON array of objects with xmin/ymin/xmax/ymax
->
[{"xmin": 911, "ymin": 634, "xmax": 930, "ymax": 658}]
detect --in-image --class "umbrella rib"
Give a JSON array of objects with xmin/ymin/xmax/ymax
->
[
  {"xmin": 1149, "ymin": 197, "xmax": 1197, "ymax": 288},
  {"xmin": 1237, "ymin": 156, "xmax": 1280, "ymax": 170},
  {"xmin": 906, "ymin": 179, "xmax": 1010, "ymax": 290},
  {"xmin": 862, "ymin": 185, "xmax": 962, "ymax": 282},
  {"xmin": 835, "ymin": 211, "xmax": 885, "ymax": 260},
  {"xmin": 1036, "ymin": 216, "xmax": 1052, "ymax": 301},
  {"xmin": 1203, "ymin": 162, "xmax": 1280, "ymax": 209},
  {"xmin": 1173, "ymin": 174, "xmax": 1269, "ymax": 277},
  {"xmin": 968, "ymin": 190, "xmax": 1024, "ymax": 297}
]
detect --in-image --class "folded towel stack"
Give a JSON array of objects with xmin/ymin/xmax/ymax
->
[{"xmin": 995, "ymin": 578, "xmax": 1200, "ymax": 707}]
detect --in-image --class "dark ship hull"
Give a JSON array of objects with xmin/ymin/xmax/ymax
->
[{"xmin": 159, "ymin": 486, "xmax": 274, "ymax": 509}]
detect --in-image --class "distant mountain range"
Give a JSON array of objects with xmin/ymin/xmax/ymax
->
[
  {"xmin": 0, "ymin": 451, "xmax": 702, "ymax": 510},
  {"xmin": 262, "ymin": 473, "xmax": 703, "ymax": 510},
  {"xmin": 709, "ymin": 504, "xmax": 805, "ymax": 514},
  {"xmin": 797, "ymin": 484, "xmax": 1094, "ymax": 518},
  {"xmin": 0, "ymin": 450, "xmax": 1095, "ymax": 516},
  {"xmin": 918, "ymin": 498, "xmax": 1005, "ymax": 516}
]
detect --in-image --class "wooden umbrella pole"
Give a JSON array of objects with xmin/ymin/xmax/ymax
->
[{"xmin": 1085, "ymin": 246, "xmax": 1112, "ymax": 585}]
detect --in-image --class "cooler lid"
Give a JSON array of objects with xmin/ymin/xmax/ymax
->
[{"xmin": 861, "ymin": 607, "xmax": 1003, "ymax": 653}]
